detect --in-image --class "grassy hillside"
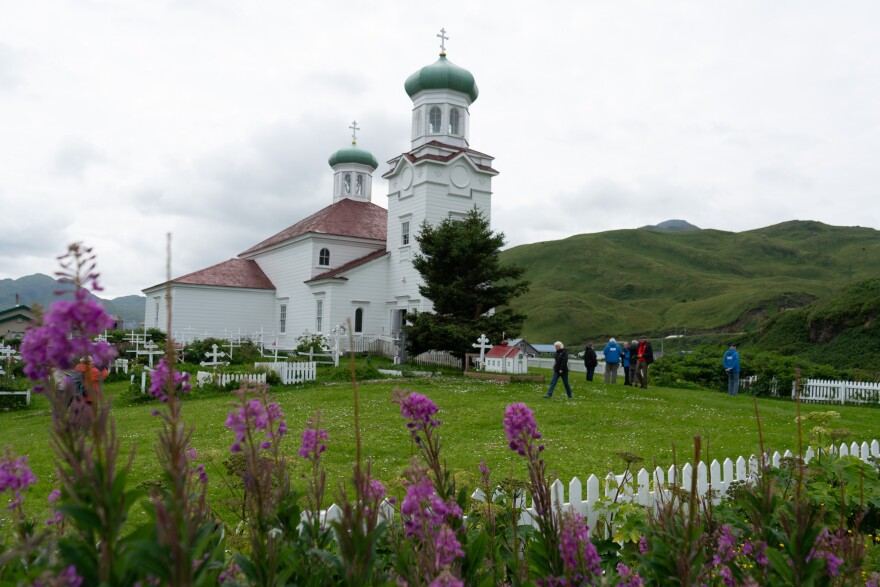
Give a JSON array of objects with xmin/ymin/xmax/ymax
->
[
  {"xmin": 746, "ymin": 278, "xmax": 880, "ymax": 371},
  {"xmin": 500, "ymin": 221, "xmax": 880, "ymax": 344}
]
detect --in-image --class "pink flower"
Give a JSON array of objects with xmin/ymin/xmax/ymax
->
[
  {"xmin": 503, "ymin": 403, "xmax": 542, "ymax": 455},
  {"xmin": 0, "ymin": 451, "xmax": 38, "ymax": 510},
  {"xmin": 558, "ymin": 510, "xmax": 601, "ymax": 579},
  {"xmin": 396, "ymin": 391, "xmax": 441, "ymax": 439},
  {"xmin": 298, "ymin": 426, "xmax": 329, "ymax": 460},
  {"xmin": 148, "ymin": 358, "xmax": 191, "ymax": 402}
]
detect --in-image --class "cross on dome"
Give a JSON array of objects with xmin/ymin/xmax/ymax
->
[
  {"xmin": 349, "ymin": 120, "xmax": 360, "ymax": 144},
  {"xmin": 437, "ymin": 28, "xmax": 448, "ymax": 55}
]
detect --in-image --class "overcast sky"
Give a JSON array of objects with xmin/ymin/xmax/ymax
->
[{"xmin": 2, "ymin": 1, "xmax": 879, "ymax": 298}]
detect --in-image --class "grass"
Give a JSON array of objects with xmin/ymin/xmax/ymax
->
[{"xmin": 1, "ymin": 367, "xmax": 878, "ymax": 528}]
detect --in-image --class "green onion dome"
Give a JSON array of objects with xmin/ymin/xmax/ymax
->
[
  {"xmin": 327, "ymin": 144, "xmax": 378, "ymax": 170},
  {"xmin": 404, "ymin": 54, "xmax": 479, "ymax": 103}
]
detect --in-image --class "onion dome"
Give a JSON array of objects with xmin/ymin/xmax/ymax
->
[
  {"xmin": 328, "ymin": 144, "xmax": 378, "ymax": 170},
  {"xmin": 404, "ymin": 54, "xmax": 479, "ymax": 103}
]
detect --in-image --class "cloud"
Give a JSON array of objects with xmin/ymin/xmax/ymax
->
[
  {"xmin": 0, "ymin": 43, "xmax": 22, "ymax": 90},
  {"xmin": 52, "ymin": 139, "xmax": 105, "ymax": 178}
]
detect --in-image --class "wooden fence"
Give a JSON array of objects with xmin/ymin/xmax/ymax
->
[
  {"xmin": 196, "ymin": 371, "xmax": 267, "ymax": 388},
  {"xmin": 309, "ymin": 439, "xmax": 880, "ymax": 535},
  {"xmin": 255, "ymin": 361, "xmax": 317, "ymax": 385},
  {"xmin": 797, "ymin": 378, "xmax": 880, "ymax": 405},
  {"xmin": 411, "ymin": 350, "xmax": 461, "ymax": 369}
]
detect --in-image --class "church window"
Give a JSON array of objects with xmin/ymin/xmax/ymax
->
[
  {"xmin": 315, "ymin": 300, "xmax": 323, "ymax": 333},
  {"xmin": 344, "ymin": 173, "xmax": 352, "ymax": 194},
  {"xmin": 355, "ymin": 173, "xmax": 363, "ymax": 195},
  {"xmin": 319, "ymin": 248, "xmax": 330, "ymax": 266},
  {"xmin": 401, "ymin": 221, "xmax": 410, "ymax": 246},
  {"xmin": 279, "ymin": 304, "xmax": 287, "ymax": 334},
  {"xmin": 449, "ymin": 108, "xmax": 461, "ymax": 135},
  {"xmin": 429, "ymin": 106, "xmax": 441, "ymax": 134},
  {"xmin": 154, "ymin": 299, "xmax": 160, "ymax": 324},
  {"xmin": 354, "ymin": 307, "xmax": 364, "ymax": 333}
]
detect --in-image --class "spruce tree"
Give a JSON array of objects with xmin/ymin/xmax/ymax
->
[{"xmin": 404, "ymin": 208, "xmax": 529, "ymax": 365}]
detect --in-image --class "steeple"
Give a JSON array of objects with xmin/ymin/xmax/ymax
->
[
  {"xmin": 327, "ymin": 120, "xmax": 379, "ymax": 203},
  {"xmin": 404, "ymin": 29, "xmax": 478, "ymax": 149}
]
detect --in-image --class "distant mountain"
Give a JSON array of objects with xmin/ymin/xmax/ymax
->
[
  {"xmin": 500, "ymin": 220, "xmax": 880, "ymax": 344},
  {"xmin": 0, "ymin": 274, "xmax": 145, "ymax": 328},
  {"xmin": 638, "ymin": 219, "xmax": 701, "ymax": 232}
]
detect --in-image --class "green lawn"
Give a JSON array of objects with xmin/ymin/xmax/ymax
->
[{"xmin": 2, "ymin": 370, "xmax": 878, "ymax": 527}]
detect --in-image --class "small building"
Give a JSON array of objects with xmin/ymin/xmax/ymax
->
[
  {"xmin": 505, "ymin": 338, "xmax": 540, "ymax": 357},
  {"xmin": 484, "ymin": 341, "xmax": 528, "ymax": 374},
  {"xmin": 532, "ymin": 343, "xmax": 558, "ymax": 356},
  {"xmin": 0, "ymin": 305, "xmax": 36, "ymax": 340}
]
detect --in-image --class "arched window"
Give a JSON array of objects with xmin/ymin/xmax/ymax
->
[
  {"xmin": 354, "ymin": 308, "xmax": 364, "ymax": 333},
  {"xmin": 343, "ymin": 173, "xmax": 352, "ymax": 194},
  {"xmin": 355, "ymin": 173, "xmax": 363, "ymax": 195},
  {"xmin": 319, "ymin": 248, "xmax": 330, "ymax": 266},
  {"xmin": 429, "ymin": 106, "xmax": 441, "ymax": 134},
  {"xmin": 449, "ymin": 108, "xmax": 461, "ymax": 135}
]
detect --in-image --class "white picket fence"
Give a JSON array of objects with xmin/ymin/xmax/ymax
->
[
  {"xmin": 196, "ymin": 371, "xmax": 267, "ymax": 388},
  {"xmin": 308, "ymin": 439, "xmax": 880, "ymax": 536},
  {"xmin": 411, "ymin": 350, "xmax": 461, "ymax": 369},
  {"xmin": 255, "ymin": 361, "xmax": 317, "ymax": 385},
  {"xmin": 797, "ymin": 378, "xmax": 880, "ymax": 405}
]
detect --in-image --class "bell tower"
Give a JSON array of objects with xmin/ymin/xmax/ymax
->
[{"xmin": 384, "ymin": 30, "xmax": 498, "ymax": 327}]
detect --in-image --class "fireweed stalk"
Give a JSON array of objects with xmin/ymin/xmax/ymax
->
[
  {"xmin": 298, "ymin": 411, "xmax": 328, "ymax": 534},
  {"xmin": 20, "ymin": 243, "xmax": 136, "ymax": 585},
  {"xmin": 224, "ymin": 383, "xmax": 289, "ymax": 585},
  {"xmin": 503, "ymin": 402, "xmax": 564, "ymax": 577},
  {"xmin": 392, "ymin": 389, "xmax": 466, "ymax": 585}
]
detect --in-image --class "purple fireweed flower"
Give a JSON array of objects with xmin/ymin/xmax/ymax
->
[
  {"xmin": 225, "ymin": 396, "xmax": 286, "ymax": 453},
  {"xmin": 364, "ymin": 478, "xmax": 387, "ymax": 503},
  {"xmin": 503, "ymin": 402, "xmax": 542, "ymax": 456},
  {"xmin": 148, "ymin": 358, "xmax": 191, "ymax": 402},
  {"xmin": 558, "ymin": 510, "xmax": 602, "ymax": 579},
  {"xmin": 45, "ymin": 488, "xmax": 64, "ymax": 526},
  {"xmin": 21, "ymin": 287, "xmax": 116, "ymax": 387},
  {"xmin": 434, "ymin": 525, "xmax": 465, "ymax": 568},
  {"xmin": 429, "ymin": 570, "xmax": 463, "ymax": 587},
  {"xmin": 0, "ymin": 452, "xmax": 38, "ymax": 510},
  {"xmin": 638, "ymin": 535, "xmax": 648, "ymax": 554},
  {"xmin": 397, "ymin": 391, "xmax": 441, "ymax": 438},
  {"xmin": 401, "ymin": 476, "xmax": 462, "ymax": 541},
  {"xmin": 616, "ymin": 562, "xmax": 645, "ymax": 587},
  {"xmin": 712, "ymin": 525, "xmax": 738, "ymax": 567},
  {"xmin": 298, "ymin": 426, "xmax": 329, "ymax": 460},
  {"xmin": 479, "ymin": 458, "xmax": 491, "ymax": 485}
]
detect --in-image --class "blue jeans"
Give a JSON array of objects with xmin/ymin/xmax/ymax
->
[
  {"xmin": 727, "ymin": 371, "xmax": 740, "ymax": 395},
  {"xmin": 547, "ymin": 370, "xmax": 572, "ymax": 397}
]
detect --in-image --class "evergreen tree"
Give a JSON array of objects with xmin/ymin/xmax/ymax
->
[{"xmin": 404, "ymin": 209, "xmax": 529, "ymax": 364}]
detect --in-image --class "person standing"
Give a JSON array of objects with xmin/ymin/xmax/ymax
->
[
  {"xmin": 603, "ymin": 338, "xmax": 622, "ymax": 383},
  {"xmin": 628, "ymin": 339, "xmax": 639, "ymax": 386},
  {"xmin": 544, "ymin": 341, "xmax": 573, "ymax": 399},
  {"xmin": 723, "ymin": 343, "xmax": 741, "ymax": 396},
  {"xmin": 621, "ymin": 341, "xmax": 631, "ymax": 385},
  {"xmin": 583, "ymin": 343, "xmax": 598, "ymax": 381},
  {"xmin": 635, "ymin": 336, "xmax": 654, "ymax": 389}
]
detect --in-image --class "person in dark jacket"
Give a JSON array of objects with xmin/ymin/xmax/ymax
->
[
  {"xmin": 603, "ymin": 338, "xmax": 622, "ymax": 383},
  {"xmin": 621, "ymin": 341, "xmax": 631, "ymax": 385},
  {"xmin": 635, "ymin": 336, "xmax": 654, "ymax": 389},
  {"xmin": 628, "ymin": 339, "xmax": 639, "ymax": 386},
  {"xmin": 583, "ymin": 343, "xmax": 598, "ymax": 381},
  {"xmin": 544, "ymin": 341, "xmax": 573, "ymax": 399}
]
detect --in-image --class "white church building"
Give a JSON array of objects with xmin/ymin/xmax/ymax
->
[{"xmin": 143, "ymin": 38, "xmax": 498, "ymax": 350}]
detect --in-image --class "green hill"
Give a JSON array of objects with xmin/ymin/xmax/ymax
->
[{"xmin": 500, "ymin": 220, "xmax": 880, "ymax": 344}]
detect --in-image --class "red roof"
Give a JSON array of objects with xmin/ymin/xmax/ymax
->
[
  {"xmin": 486, "ymin": 345, "xmax": 522, "ymax": 359},
  {"xmin": 383, "ymin": 140, "xmax": 498, "ymax": 178},
  {"xmin": 240, "ymin": 199, "xmax": 387, "ymax": 257},
  {"xmin": 305, "ymin": 249, "xmax": 388, "ymax": 283},
  {"xmin": 147, "ymin": 258, "xmax": 275, "ymax": 290}
]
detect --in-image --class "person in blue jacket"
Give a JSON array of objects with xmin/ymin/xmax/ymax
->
[
  {"xmin": 621, "ymin": 341, "xmax": 631, "ymax": 385},
  {"xmin": 603, "ymin": 338, "xmax": 622, "ymax": 384},
  {"xmin": 723, "ymin": 343, "xmax": 741, "ymax": 396}
]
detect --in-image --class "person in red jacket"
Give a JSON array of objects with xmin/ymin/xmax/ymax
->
[
  {"xmin": 635, "ymin": 336, "xmax": 654, "ymax": 389},
  {"xmin": 74, "ymin": 356, "xmax": 107, "ymax": 403}
]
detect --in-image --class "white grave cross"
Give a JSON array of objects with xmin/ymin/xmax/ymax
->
[
  {"xmin": 200, "ymin": 344, "xmax": 229, "ymax": 367},
  {"xmin": 472, "ymin": 333, "xmax": 491, "ymax": 366},
  {"xmin": 141, "ymin": 341, "xmax": 164, "ymax": 368}
]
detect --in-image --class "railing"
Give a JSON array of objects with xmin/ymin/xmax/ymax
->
[
  {"xmin": 255, "ymin": 361, "xmax": 317, "ymax": 385},
  {"xmin": 797, "ymin": 378, "xmax": 880, "ymax": 405}
]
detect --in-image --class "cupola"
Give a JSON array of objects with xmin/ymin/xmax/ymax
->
[{"xmin": 328, "ymin": 121, "xmax": 377, "ymax": 203}]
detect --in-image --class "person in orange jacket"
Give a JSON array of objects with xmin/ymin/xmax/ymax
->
[{"xmin": 74, "ymin": 356, "xmax": 107, "ymax": 403}]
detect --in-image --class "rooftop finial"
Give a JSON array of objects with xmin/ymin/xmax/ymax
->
[
  {"xmin": 349, "ymin": 120, "xmax": 360, "ymax": 145},
  {"xmin": 437, "ymin": 27, "xmax": 448, "ymax": 56}
]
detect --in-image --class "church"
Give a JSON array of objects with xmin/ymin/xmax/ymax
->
[{"xmin": 143, "ymin": 36, "xmax": 498, "ymax": 350}]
